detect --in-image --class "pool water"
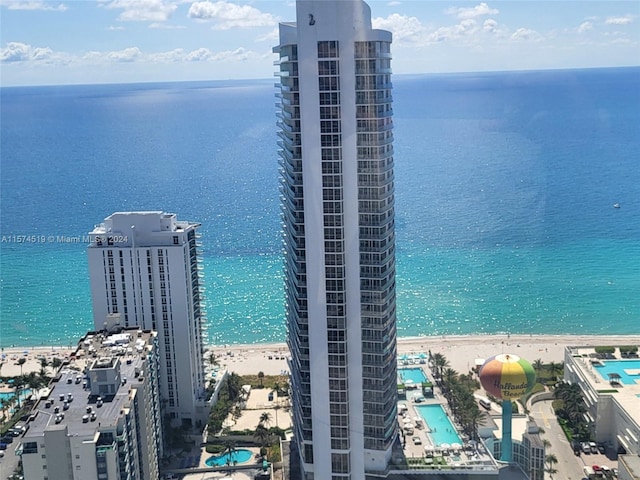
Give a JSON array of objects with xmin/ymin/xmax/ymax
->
[
  {"xmin": 205, "ymin": 448, "xmax": 253, "ymax": 467},
  {"xmin": 398, "ymin": 367, "xmax": 428, "ymax": 385},
  {"xmin": 594, "ymin": 360, "xmax": 640, "ymax": 385},
  {"xmin": 0, "ymin": 389, "xmax": 32, "ymax": 402},
  {"xmin": 415, "ymin": 404, "xmax": 462, "ymax": 446}
]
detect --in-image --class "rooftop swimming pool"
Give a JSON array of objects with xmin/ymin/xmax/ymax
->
[
  {"xmin": 205, "ymin": 448, "xmax": 253, "ymax": 467},
  {"xmin": 594, "ymin": 360, "xmax": 640, "ymax": 385},
  {"xmin": 398, "ymin": 367, "xmax": 428, "ymax": 385},
  {"xmin": 415, "ymin": 404, "xmax": 462, "ymax": 446}
]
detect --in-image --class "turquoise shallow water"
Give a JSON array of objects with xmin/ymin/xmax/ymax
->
[{"xmin": 1, "ymin": 69, "xmax": 639, "ymax": 347}]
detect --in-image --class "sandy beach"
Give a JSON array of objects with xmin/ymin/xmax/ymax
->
[
  {"xmin": 200, "ymin": 333, "xmax": 640, "ymax": 379},
  {"xmin": 2, "ymin": 334, "xmax": 639, "ymax": 381}
]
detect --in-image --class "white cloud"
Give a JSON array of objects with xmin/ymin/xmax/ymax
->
[
  {"xmin": 372, "ymin": 13, "xmax": 424, "ymax": 44},
  {"xmin": 0, "ymin": 42, "xmax": 66, "ymax": 63},
  {"xmin": 387, "ymin": 1, "xmax": 401, "ymax": 5},
  {"xmin": 210, "ymin": 47, "xmax": 256, "ymax": 61},
  {"xmin": 104, "ymin": 0, "xmax": 177, "ymax": 22},
  {"xmin": 577, "ymin": 21, "xmax": 593, "ymax": 34},
  {"xmin": 256, "ymin": 27, "xmax": 279, "ymax": 43},
  {"xmin": 446, "ymin": 2, "xmax": 498, "ymax": 20},
  {"xmin": 1, "ymin": 0, "xmax": 67, "ymax": 11},
  {"xmin": 149, "ymin": 48, "xmax": 185, "ymax": 62},
  {"xmin": 107, "ymin": 46, "xmax": 143, "ymax": 62},
  {"xmin": 483, "ymin": 18, "xmax": 498, "ymax": 33},
  {"xmin": 605, "ymin": 15, "xmax": 633, "ymax": 25},
  {"xmin": 181, "ymin": 46, "xmax": 264, "ymax": 62},
  {"xmin": 510, "ymin": 27, "xmax": 542, "ymax": 42},
  {"xmin": 427, "ymin": 19, "xmax": 478, "ymax": 43},
  {"xmin": 185, "ymin": 47, "xmax": 213, "ymax": 61},
  {"xmin": 0, "ymin": 42, "xmax": 31, "ymax": 62},
  {"xmin": 187, "ymin": 1, "xmax": 278, "ymax": 30},
  {"xmin": 107, "ymin": 25, "xmax": 125, "ymax": 30}
]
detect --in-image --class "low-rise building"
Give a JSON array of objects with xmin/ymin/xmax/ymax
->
[
  {"xmin": 564, "ymin": 345, "xmax": 640, "ymax": 456},
  {"xmin": 18, "ymin": 328, "xmax": 164, "ymax": 480},
  {"xmin": 479, "ymin": 415, "xmax": 545, "ymax": 480}
]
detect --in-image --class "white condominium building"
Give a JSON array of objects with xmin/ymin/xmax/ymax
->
[
  {"xmin": 275, "ymin": 1, "xmax": 398, "ymax": 478},
  {"xmin": 19, "ymin": 329, "xmax": 163, "ymax": 480},
  {"xmin": 87, "ymin": 211, "xmax": 207, "ymax": 425}
]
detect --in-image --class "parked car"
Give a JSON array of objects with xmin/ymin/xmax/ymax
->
[
  {"xmin": 582, "ymin": 442, "xmax": 591, "ymax": 454},
  {"xmin": 597, "ymin": 443, "xmax": 606, "ymax": 454},
  {"xmin": 590, "ymin": 441, "xmax": 598, "ymax": 454},
  {"xmin": 0, "ymin": 443, "xmax": 8, "ymax": 450},
  {"xmin": 0, "ymin": 436, "xmax": 13, "ymax": 444}
]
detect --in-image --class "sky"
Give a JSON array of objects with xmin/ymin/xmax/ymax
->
[{"xmin": 1, "ymin": 0, "xmax": 639, "ymax": 86}]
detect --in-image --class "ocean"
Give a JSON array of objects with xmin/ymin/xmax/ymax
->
[{"xmin": 1, "ymin": 68, "xmax": 639, "ymax": 348}]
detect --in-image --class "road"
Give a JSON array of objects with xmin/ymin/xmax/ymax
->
[
  {"xmin": 0, "ymin": 437, "xmax": 21, "ymax": 480},
  {"xmin": 529, "ymin": 399, "xmax": 617, "ymax": 480},
  {"xmin": 529, "ymin": 399, "xmax": 586, "ymax": 479}
]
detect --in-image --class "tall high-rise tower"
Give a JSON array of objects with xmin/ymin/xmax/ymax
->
[
  {"xmin": 275, "ymin": 1, "xmax": 398, "ymax": 478},
  {"xmin": 87, "ymin": 211, "xmax": 207, "ymax": 426}
]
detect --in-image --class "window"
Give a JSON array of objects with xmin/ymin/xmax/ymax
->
[{"xmin": 318, "ymin": 40, "xmax": 338, "ymax": 58}]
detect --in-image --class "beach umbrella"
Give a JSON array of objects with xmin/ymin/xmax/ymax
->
[
  {"xmin": 440, "ymin": 443, "xmax": 450, "ymax": 450},
  {"xmin": 404, "ymin": 379, "xmax": 413, "ymax": 384},
  {"xmin": 424, "ymin": 445, "xmax": 434, "ymax": 451},
  {"xmin": 451, "ymin": 442, "xmax": 462, "ymax": 450}
]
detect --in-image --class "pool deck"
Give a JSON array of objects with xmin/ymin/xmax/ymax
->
[{"xmin": 397, "ymin": 362, "xmax": 497, "ymax": 469}]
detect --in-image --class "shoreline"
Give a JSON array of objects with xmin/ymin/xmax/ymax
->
[{"xmin": 2, "ymin": 334, "xmax": 638, "ymax": 379}]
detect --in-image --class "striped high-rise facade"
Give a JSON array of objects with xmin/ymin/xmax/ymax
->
[{"xmin": 275, "ymin": 1, "xmax": 398, "ymax": 478}]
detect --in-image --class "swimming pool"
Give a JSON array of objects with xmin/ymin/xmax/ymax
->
[
  {"xmin": 205, "ymin": 448, "xmax": 253, "ymax": 467},
  {"xmin": 594, "ymin": 360, "xmax": 640, "ymax": 385},
  {"xmin": 0, "ymin": 389, "xmax": 32, "ymax": 402},
  {"xmin": 415, "ymin": 404, "xmax": 462, "ymax": 446},
  {"xmin": 398, "ymin": 367, "xmax": 428, "ymax": 385}
]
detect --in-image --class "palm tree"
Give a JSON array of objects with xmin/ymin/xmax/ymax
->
[
  {"xmin": 51, "ymin": 357, "xmax": 63, "ymax": 371},
  {"xmin": 544, "ymin": 453, "xmax": 558, "ymax": 479},
  {"xmin": 259, "ymin": 411, "xmax": 272, "ymax": 428},
  {"xmin": 222, "ymin": 439, "xmax": 237, "ymax": 466},
  {"xmin": 532, "ymin": 358, "xmax": 544, "ymax": 377},
  {"xmin": 17, "ymin": 357, "xmax": 27, "ymax": 375},
  {"xmin": 208, "ymin": 352, "xmax": 218, "ymax": 368},
  {"xmin": 431, "ymin": 353, "xmax": 450, "ymax": 383},
  {"xmin": 0, "ymin": 398, "xmax": 8, "ymax": 421},
  {"xmin": 254, "ymin": 424, "xmax": 270, "ymax": 449},
  {"xmin": 258, "ymin": 371, "xmax": 265, "ymax": 388},
  {"xmin": 547, "ymin": 361, "xmax": 564, "ymax": 380},
  {"xmin": 13, "ymin": 376, "xmax": 25, "ymax": 410}
]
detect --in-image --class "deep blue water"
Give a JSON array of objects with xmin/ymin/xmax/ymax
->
[{"xmin": 1, "ymin": 68, "xmax": 639, "ymax": 347}]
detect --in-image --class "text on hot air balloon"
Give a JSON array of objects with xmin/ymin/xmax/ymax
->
[{"xmin": 494, "ymin": 380, "xmax": 529, "ymax": 392}]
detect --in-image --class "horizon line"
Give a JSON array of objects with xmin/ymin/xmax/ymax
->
[{"xmin": 1, "ymin": 64, "xmax": 638, "ymax": 89}]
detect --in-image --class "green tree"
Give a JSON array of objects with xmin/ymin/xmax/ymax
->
[
  {"xmin": 258, "ymin": 371, "xmax": 265, "ymax": 388},
  {"xmin": 51, "ymin": 357, "xmax": 63, "ymax": 371},
  {"xmin": 532, "ymin": 358, "xmax": 544, "ymax": 377},
  {"xmin": 17, "ymin": 357, "xmax": 27, "ymax": 376},
  {"xmin": 544, "ymin": 453, "xmax": 558, "ymax": 479},
  {"xmin": 222, "ymin": 439, "xmax": 237, "ymax": 466},
  {"xmin": 259, "ymin": 411, "xmax": 272, "ymax": 428},
  {"xmin": 254, "ymin": 424, "xmax": 270, "ymax": 448}
]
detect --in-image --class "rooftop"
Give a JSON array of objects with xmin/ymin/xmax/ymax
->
[
  {"xmin": 25, "ymin": 328, "xmax": 156, "ymax": 438},
  {"xmin": 565, "ymin": 345, "xmax": 640, "ymax": 429}
]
